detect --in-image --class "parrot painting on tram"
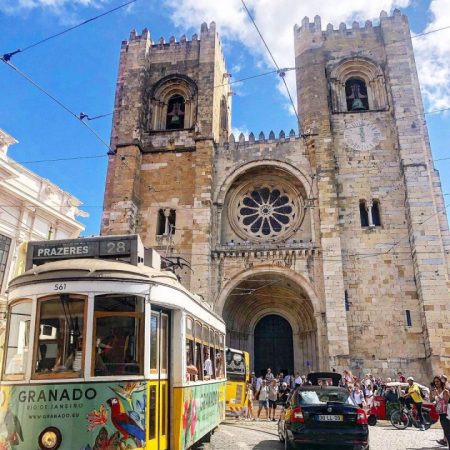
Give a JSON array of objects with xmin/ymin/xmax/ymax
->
[{"xmin": 106, "ymin": 397, "xmax": 145, "ymax": 445}]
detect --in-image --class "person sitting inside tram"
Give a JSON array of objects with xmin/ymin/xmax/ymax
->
[{"xmin": 204, "ymin": 350, "xmax": 213, "ymax": 380}]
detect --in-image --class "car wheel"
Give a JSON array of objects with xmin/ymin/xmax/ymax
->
[
  {"xmin": 284, "ymin": 431, "xmax": 295, "ymax": 450},
  {"xmin": 278, "ymin": 420, "xmax": 285, "ymax": 443},
  {"xmin": 367, "ymin": 414, "xmax": 377, "ymax": 426}
]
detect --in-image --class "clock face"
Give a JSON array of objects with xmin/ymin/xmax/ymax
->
[{"xmin": 344, "ymin": 120, "xmax": 381, "ymax": 151}]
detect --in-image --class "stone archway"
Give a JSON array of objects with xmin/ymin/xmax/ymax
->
[{"xmin": 219, "ymin": 270, "xmax": 321, "ymax": 374}]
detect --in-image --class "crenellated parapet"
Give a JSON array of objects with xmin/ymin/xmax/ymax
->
[
  {"xmin": 294, "ymin": 8, "xmax": 404, "ymax": 40},
  {"xmin": 222, "ymin": 129, "xmax": 301, "ymax": 147}
]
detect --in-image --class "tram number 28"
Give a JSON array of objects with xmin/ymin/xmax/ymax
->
[{"xmin": 102, "ymin": 240, "xmax": 129, "ymax": 255}]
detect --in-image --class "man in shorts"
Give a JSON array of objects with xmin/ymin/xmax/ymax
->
[
  {"xmin": 268, "ymin": 379, "xmax": 279, "ymax": 421},
  {"xmin": 257, "ymin": 380, "xmax": 270, "ymax": 420}
]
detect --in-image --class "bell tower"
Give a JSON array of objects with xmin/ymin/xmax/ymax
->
[{"xmin": 102, "ymin": 22, "xmax": 231, "ymax": 296}]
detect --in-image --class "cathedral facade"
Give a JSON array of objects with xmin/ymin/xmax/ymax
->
[{"xmin": 101, "ymin": 10, "xmax": 450, "ymax": 379}]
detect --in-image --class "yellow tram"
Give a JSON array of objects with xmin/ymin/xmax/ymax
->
[
  {"xmin": 225, "ymin": 348, "xmax": 250, "ymax": 417},
  {"xmin": 0, "ymin": 235, "xmax": 226, "ymax": 450}
]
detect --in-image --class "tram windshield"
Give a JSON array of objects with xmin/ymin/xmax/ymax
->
[{"xmin": 226, "ymin": 348, "xmax": 247, "ymax": 381}]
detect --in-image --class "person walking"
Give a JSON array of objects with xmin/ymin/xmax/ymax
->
[
  {"xmin": 257, "ymin": 380, "xmax": 270, "ymax": 420},
  {"xmin": 351, "ymin": 384, "xmax": 366, "ymax": 408},
  {"xmin": 268, "ymin": 379, "xmax": 279, "ymax": 421},
  {"xmin": 294, "ymin": 372, "xmax": 302, "ymax": 388},
  {"xmin": 245, "ymin": 382, "xmax": 255, "ymax": 420},
  {"xmin": 430, "ymin": 375, "xmax": 450, "ymax": 447},
  {"xmin": 403, "ymin": 376, "xmax": 426, "ymax": 431},
  {"xmin": 255, "ymin": 373, "xmax": 263, "ymax": 400}
]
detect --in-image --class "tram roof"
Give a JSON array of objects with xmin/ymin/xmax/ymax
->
[{"xmin": 8, "ymin": 258, "xmax": 221, "ymax": 317}]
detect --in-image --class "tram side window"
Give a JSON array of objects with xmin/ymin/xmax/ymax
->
[
  {"xmin": 34, "ymin": 296, "xmax": 85, "ymax": 377},
  {"xmin": 217, "ymin": 334, "xmax": 225, "ymax": 378},
  {"xmin": 208, "ymin": 328, "xmax": 216, "ymax": 380},
  {"xmin": 203, "ymin": 324, "xmax": 212, "ymax": 380},
  {"xmin": 4, "ymin": 301, "xmax": 31, "ymax": 378},
  {"xmin": 93, "ymin": 295, "xmax": 144, "ymax": 376},
  {"xmin": 195, "ymin": 321, "xmax": 203, "ymax": 381},
  {"xmin": 186, "ymin": 317, "xmax": 196, "ymax": 381}
]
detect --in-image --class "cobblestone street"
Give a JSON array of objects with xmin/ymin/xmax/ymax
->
[{"xmin": 207, "ymin": 420, "xmax": 444, "ymax": 450}]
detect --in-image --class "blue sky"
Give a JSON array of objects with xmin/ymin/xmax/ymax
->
[{"xmin": 1, "ymin": 0, "xmax": 449, "ymax": 235}]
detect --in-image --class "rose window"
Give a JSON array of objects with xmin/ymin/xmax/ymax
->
[{"xmin": 230, "ymin": 181, "xmax": 304, "ymax": 241}]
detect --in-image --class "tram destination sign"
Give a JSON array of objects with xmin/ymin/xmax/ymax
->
[{"xmin": 26, "ymin": 235, "xmax": 143, "ymax": 269}]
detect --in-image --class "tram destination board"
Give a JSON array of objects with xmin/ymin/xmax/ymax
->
[{"xmin": 26, "ymin": 235, "xmax": 142, "ymax": 269}]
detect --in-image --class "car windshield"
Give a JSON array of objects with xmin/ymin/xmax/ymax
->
[{"xmin": 298, "ymin": 389, "xmax": 355, "ymax": 405}]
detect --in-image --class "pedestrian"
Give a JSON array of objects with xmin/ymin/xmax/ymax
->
[
  {"xmin": 294, "ymin": 372, "xmax": 302, "ymax": 388},
  {"xmin": 397, "ymin": 371, "xmax": 406, "ymax": 383},
  {"xmin": 268, "ymin": 379, "xmax": 279, "ymax": 421},
  {"xmin": 265, "ymin": 367, "xmax": 274, "ymax": 382},
  {"xmin": 255, "ymin": 373, "xmax": 263, "ymax": 400},
  {"xmin": 402, "ymin": 376, "xmax": 426, "ymax": 431},
  {"xmin": 365, "ymin": 383, "xmax": 374, "ymax": 408},
  {"xmin": 245, "ymin": 382, "xmax": 255, "ymax": 420},
  {"xmin": 351, "ymin": 384, "xmax": 365, "ymax": 408},
  {"xmin": 278, "ymin": 382, "xmax": 291, "ymax": 405},
  {"xmin": 430, "ymin": 375, "xmax": 450, "ymax": 447},
  {"xmin": 257, "ymin": 380, "xmax": 270, "ymax": 420},
  {"xmin": 250, "ymin": 371, "xmax": 257, "ymax": 391}
]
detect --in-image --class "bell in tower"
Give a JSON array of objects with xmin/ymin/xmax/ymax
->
[
  {"xmin": 345, "ymin": 78, "xmax": 369, "ymax": 111},
  {"xmin": 166, "ymin": 94, "xmax": 185, "ymax": 130}
]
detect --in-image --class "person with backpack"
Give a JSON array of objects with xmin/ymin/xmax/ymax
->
[{"xmin": 403, "ymin": 376, "xmax": 426, "ymax": 431}]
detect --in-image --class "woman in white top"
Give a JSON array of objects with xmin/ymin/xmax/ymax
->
[
  {"xmin": 430, "ymin": 375, "xmax": 450, "ymax": 448},
  {"xmin": 351, "ymin": 384, "xmax": 366, "ymax": 408}
]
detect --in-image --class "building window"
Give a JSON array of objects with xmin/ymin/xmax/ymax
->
[
  {"xmin": 156, "ymin": 208, "xmax": 176, "ymax": 236},
  {"xmin": 372, "ymin": 200, "xmax": 381, "ymax": 226},
  {"xmin": 0, "ymin": 234, "xmax": 11, "ymax": 288},
  {"xmin": 405, "ymin": 310, "xmax": 412, "ymax": 327},
  {"xmin": 345, "ymin": 78, "xmax": 369, "ymax": 111},
  {"xmin": 166, "ymin": 95, "xmax": 185, "ymax": 130},
  {"xmin": 360, "ymin": 200, "xmax": 369, "ymax": 227},
  {"xmin": 329, "ymin": 57, "xmax": 388, "ymax": 113},
  {"xmin": 344, "ymin": 290, "xmax": 350, "ymax": 312}
]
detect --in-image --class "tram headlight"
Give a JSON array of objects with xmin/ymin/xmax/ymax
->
[{"xmin": 38, "ymin": 427, "xmax": 62, "ymax": 450}]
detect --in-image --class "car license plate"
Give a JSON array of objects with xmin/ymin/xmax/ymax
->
[{"xmin": 316, "ymin": 415, "xmax": 343, "ymax": 421}]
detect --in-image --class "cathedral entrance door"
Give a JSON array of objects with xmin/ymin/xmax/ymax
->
[{"xmin": 254, "ymin": 314, "xmax": 293, "ymax": 377}]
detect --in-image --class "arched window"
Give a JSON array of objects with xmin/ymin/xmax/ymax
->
[
  {"xmin": 371, "ymin": 199, "xmax": 381, "ymax": 226},
  {"xmin": 346, "ymin": 78, "xmax": 369, "ymax": 111},
  {"xmin": 359, "ymin": 200, "xmax": 369, "ymax": 227},
  {"xmin": 166, "ymin": 95, "xmax": 185, "ymax": 130}
]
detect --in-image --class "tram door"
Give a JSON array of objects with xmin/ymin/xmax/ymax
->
[{"xmin": 148, "ymin": 310, "xmax": 169, "ymax": 450}]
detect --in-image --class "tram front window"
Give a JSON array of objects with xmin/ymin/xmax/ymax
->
[
  {"xmin": 93, "ymin": 295, "xmax": 144, "ymax": 376},
  {"xmin": 4, "ymin": 301, "xmax": 31, "ymax": 378},
  {"xmin": 35, "ymin": 296, "xmax": 85, "ymax": 377}
]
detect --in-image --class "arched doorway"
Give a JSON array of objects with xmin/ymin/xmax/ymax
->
[{"xmin": 254, "ymin": 314, "xmax": 293, "ymax": 376}]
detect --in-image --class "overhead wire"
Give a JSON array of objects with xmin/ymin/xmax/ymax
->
[
  {"xmin": 0, "ymin": 58, "xmax": 114, "ymax": 156},
  {"xmin": 239, "ymin": 0, "xmax": 302, "ymax": 133},
  {"xmin": 2, "ymin": 0, "xmax": 138, "ymax": 61}
]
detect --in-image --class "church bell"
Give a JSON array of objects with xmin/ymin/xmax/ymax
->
[{"xmin": 351, "ymin": 98, "xmax": 366, "ymax": 111}]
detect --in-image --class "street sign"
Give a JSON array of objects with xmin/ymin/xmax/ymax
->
[{"xmin": 26, "ymin": 235, "xmax": 143, "ymax": 269}]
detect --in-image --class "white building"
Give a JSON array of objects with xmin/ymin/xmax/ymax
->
[{"xmin": 0, "ymin": 129, "xmax": 87, "ymax": 348}]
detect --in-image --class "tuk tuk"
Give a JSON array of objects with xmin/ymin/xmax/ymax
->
[{"xmin": 367, "ymin": 381, "xmax": 439, "ymax": 426}]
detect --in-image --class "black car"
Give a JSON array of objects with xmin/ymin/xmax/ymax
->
[{"xmin": 278, "ymin": 374, "xmax": 369, "ymax": 450}]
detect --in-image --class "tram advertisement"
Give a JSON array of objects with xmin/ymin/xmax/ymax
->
[
  {"xmin": 0, "ymin": 381, "xmax": 147, "ymax": 450},
  {"xmin": 175, "ymin": 382, "xmax": 226, "ymax": 450}
]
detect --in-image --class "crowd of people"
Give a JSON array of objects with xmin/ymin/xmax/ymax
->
[{"xmin": 237, "ymin": 367, "xmax": 450, "ymax": 448}]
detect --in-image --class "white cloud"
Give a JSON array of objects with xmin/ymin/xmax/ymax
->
[
  {"xmin": 231, "ymin": 126, "xmax": 250, "ymax": 139},
  {"xmin": 164, "ymin": 0, "xmax": 412, "ymax": 110},
  {"xmin": 413, "ymin": 0, "xmax": 450, "ymax": 109},
  {"xmin": 0, "ymin": 0, "xmax": 105, "ymax": 15}
]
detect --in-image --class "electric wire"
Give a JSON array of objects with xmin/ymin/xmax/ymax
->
[
  {"xmin": 0, "ymin": 58, "xmax": 114, "ymax": 155},
  {"xmin": 240, "ymin": 0, "xmax": 301, "ymax": 132},
  {"xmin": 2, "ymin": 0, "xmax": 138, "ymax": 61}
]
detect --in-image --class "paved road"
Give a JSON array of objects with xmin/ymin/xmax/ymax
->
[{"xmin": 207, "ymin": 419, "xmax": 445, "ymax": 450}]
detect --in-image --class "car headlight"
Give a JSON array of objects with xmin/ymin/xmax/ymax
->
[{"xmin": 38, "ymin": 427, "xmax": 62, "ymax": 450}]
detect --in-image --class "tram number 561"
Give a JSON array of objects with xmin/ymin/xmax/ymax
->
[{"xmin": 54, "ymin": 283, "xmax": 67, "ymax": 291}]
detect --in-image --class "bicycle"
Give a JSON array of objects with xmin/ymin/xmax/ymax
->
[{"xmin": 390, "ymin": 404, "xmax": 432, "ymax": 430}]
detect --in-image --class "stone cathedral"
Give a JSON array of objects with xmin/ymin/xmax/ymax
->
[{"xmin": 101, "ymin": 9, "xmax": 450, "ymax": 379}]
